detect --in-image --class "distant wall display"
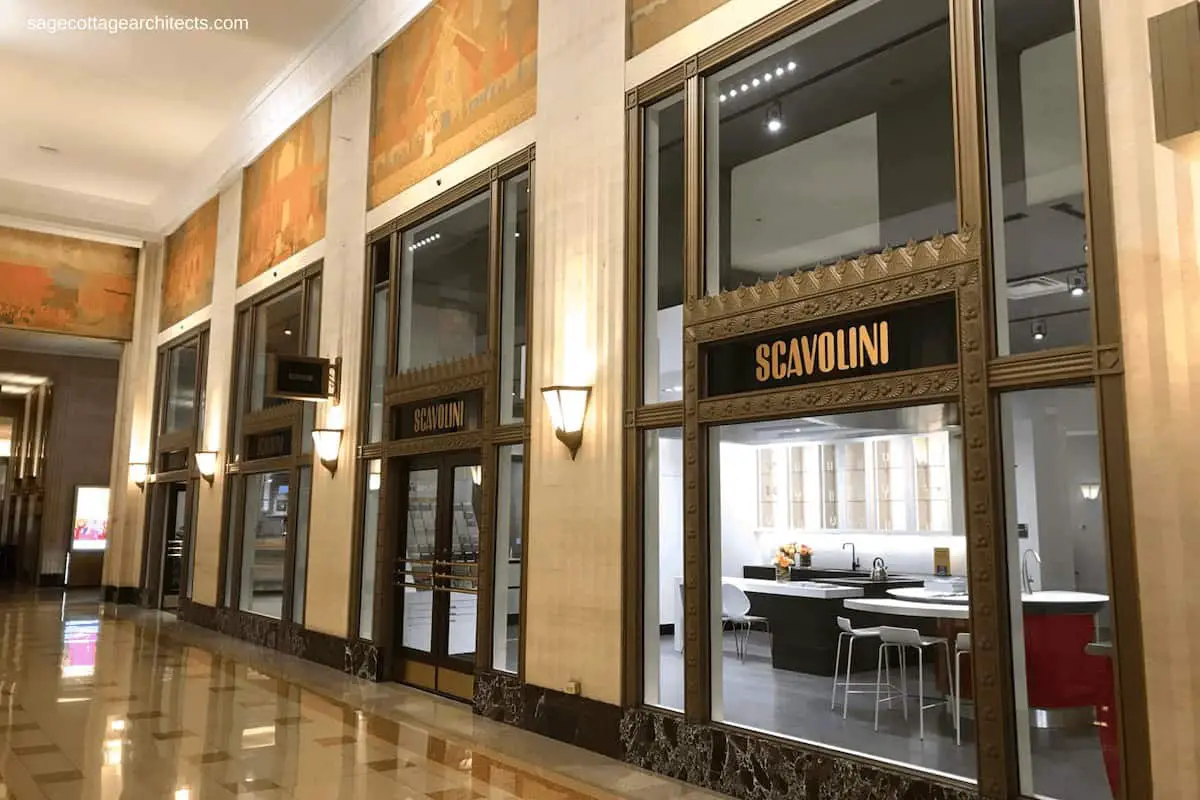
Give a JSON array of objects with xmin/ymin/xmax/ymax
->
[
  {"xmin": 705, "ymin": 296, "xmax": 958, "ymax": 398},
  {"xmin": 238, "ymin": 97, "xmax": 332, "ymax": 286},
  {"xmin": 627, "ymin": 0, "xmax": 733, "ymax": 57},
  {"xmin": 397, "ymin": 392, "xmax": 482, "ymax": 438},
  {"xmin": 70, "ymin": 485, "xmax": 111, "ymax": 552},
  {"xmin": 0, "ymin": 226, "xmax": 138, "ymax": 340},
  {"xmin": 368, "ymin": 0, "xmax": 538, "ymax": 208},
  {"xmin": 160, "ymin": 196, "xmax": 219, "ymax": 330}
]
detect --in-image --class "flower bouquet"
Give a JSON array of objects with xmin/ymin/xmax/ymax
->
[
  {"xmin": 798, "ymin": 544, "xmax": 813, "ymax": 567},
  {"xmin": 772, "ymin": 544, "xmax": 797, "ymax": 581}
]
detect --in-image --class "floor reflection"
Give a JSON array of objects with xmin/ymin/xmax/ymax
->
[{"xmin": 0, "ymin": 590, "xmax": 721, "ymax": 800}]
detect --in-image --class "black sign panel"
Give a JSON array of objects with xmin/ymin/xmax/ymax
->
[
  {"xmin": 268, "ymin": 355, "xmax": 329, "ymax": 401},
  {"xmin": 246, "ymin": 429, "xmax": 292, "ymax": 460},
  {"xmin": 705, "ymin": 296, "xmax": 958, "ymax": 398},
  {"xmin": 397, "ymin": 392, "xmax": 482, "ymax": 439},
  {"xmin": 159, "ymin": 449, "xmax": 188, "ymax": 473}
]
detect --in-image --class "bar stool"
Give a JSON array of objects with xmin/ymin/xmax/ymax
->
[
  {"xmin": 955, "ymin": 632, "xmax": 971, "ymax": 745},
  {"xmin": 874, "ymin": 626, "xmax": 954, "ymax": 740},
  {"xmin": 831, "ymin": 616, "xmax": 882, "ymax": 718}
]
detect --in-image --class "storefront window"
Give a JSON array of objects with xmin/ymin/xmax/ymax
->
[
  {"xmin": 499, "ymin": 173, "xmax": 530, "ymax": 423},
  {"xmin": 984, "ymin": 0, "xmax": 1090, "ymax": 355},
  {"xmin": 249, "ymin": 286, "xmax": 304, "ymax": 411},
  {"xmin": 162, "ymin": 341, "xmax": 199, "ymax": 433},
  {"xmin": 492, "ymin": 445, "xmax": 524, "ymax": 673},
  {"xmin": 644, "ymin": 95, "xmax": 684, "ymax": 404},
  {"xmin": 291, "ymin": 466, "xmax": 312, "ymax": 623},
  {"xmin": 709, "ymin": 403, "xmax": 975, "ymax": 781},
  {"xmin": 999, "ymin": 387, "xmax": 1114, "ymax": 800},
  {"xmin": 367, "ymin": 243, "xmax": 390, "ymax": 443},
  {"xmin": 239, "ymin": 471, "xmax": 291, "ymax": 619},
  {"xmin": 704, "ymin": 0, "xmax": 956, "ymax": 294},
  {"xmin": 358, "ymin": 459, "xmax": 382, "ymax": 640},
  {"xmin": 644, "ymin": 428, "xmax": 683, "ymax": 711},
  {"xmin": 301, "ymin": 277, "xmax": 322, "ymax": 454},
  {"xmin": 397, "ymin": 191, "xmax": 491, "ymax": 371}
]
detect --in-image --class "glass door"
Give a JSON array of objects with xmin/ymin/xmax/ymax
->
[
  {"xmin": 159, "ymin": 482, "xmax": 189, "ymax": 610},
  {"xmin": 394, "ymin": 452, "xmax": 481, "ymax": 700}
]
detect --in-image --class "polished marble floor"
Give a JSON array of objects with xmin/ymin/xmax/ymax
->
[{"xmin": 0, "ymin": 590, "xmax": 728, "ymax": 800}]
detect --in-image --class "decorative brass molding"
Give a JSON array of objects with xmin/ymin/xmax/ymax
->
[
  {"xmin": 697, "ymin": 367, "xmax": 960, "ymax": 424},
  {"xmin": 357, "ymin": 442, "xmax": 384, "ymax": 460},
  {"xmin": 987, "ymin": 349, "xmax": 1095, "ymax": 389},
  {"xmin": 685, "ymin": 231, "xmax": 981, "ymax": 331},
  {"xmin": 383, "ymin": 430, "xmax": 486, "ymax": 458},
  {"xmin": 681, "ymin": 336, "xmax": 707, "ymax": 720},
  {"xmin": 242, "ymin": 402, "xmax": 301, "ymax": 436},
  {"xmin": 634, "ymin": 402, "xmax": 685, "ymax": 429},
  {"xmin": 1095, "ymin": 344, "xmax": 1122, "ymax": 374},
  {"xmin": 384, "ymin": 354, "xmax": 491, "ymax": 405},
  {"xmin": 490, "ymin": 424, "xmax": 526, "ymax": 446}
]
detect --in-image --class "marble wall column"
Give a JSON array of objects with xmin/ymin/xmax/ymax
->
[
  {"xmin": 523, "ymin": 0, "xmax": 628, "ymax": 704},
  {"xmin": 1098, "ymin": 0, "xmax": 1200, "ymax": 796}
]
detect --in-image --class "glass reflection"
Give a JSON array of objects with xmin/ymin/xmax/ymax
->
[{"xmin": 60, "ymin": 619, "xmax": 98, "ymax": 679}]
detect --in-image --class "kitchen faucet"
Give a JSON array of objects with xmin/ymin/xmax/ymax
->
[
  {"xmin": 1022, "ymin": 549, "xmax": 1042, "ymax": 594},
  {"xmin": 842, "ymin": 542, "xmax": 860, "ymax": 572}
]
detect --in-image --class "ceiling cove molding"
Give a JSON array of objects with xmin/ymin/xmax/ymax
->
[
  {"xmin": 153, "ymin": 0, "xmax": 434, "ymax": 237},
  {"xmin": 0, "ymin": 211, "xmax": 146, "ymax": 250},
  {"xmin": 0, "ymin": 179, "xmax": 157, "ymax": 241}
]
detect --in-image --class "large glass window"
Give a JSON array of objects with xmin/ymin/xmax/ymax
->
[
  {"xmin": 162, "ymin": 341, "xmax": 199, "ymax": 433},
  {"xmin": 492, "ymin": 445, "xmax": 524, "ymax": 673},
  {"xmin": 643, "ymin": 95, "xmax": 685, "ymax": 404},
  {"xmin": 249, "ymin": 287, "xmax": 304, "ymax": 411},
  {"xmin": 709, "ymin": 404, "xmax": 975, "ymax": 781},
  {"xmin": 290, "ymin": 466, "xmax": 313, "ymax": 624},
  {"xmin": 984, "ymin": 0, "xmax": 1090, "ymax": 355},
  {"xmin": 367, "ymin": 243, "xmax": 390, "ymax": 442},
  {"xmin": 999, "ymin": 387, "xmax": 1114, "ymax": 800},
  {"xmin": 499, "ymin": 173, "xmax": 530, "ymax": 423},
  {"xmin": 643, "ymin": 428, "xmax": 683, "ymax": 711},
  {"xmin": 239, "ymin": 471, "xmax": 291, "ymax": 619},
  {"xmin": 397, "ymin": 191, "xmax": 491, "ymax": 371},
  {"xmin": 704, "ymin": 0, "xmax": 956, "ymax": 294},
  {"xmin": 358, "ymin": 459, "xmax": 382, "ymax": 640}
]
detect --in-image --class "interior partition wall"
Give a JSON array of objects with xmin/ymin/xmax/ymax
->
[
  {"xmin": 352, "ymin": 147, "xmax": 534, "ymax": 699},
  {"xmin": 623, "ymin": 1, "xmax": 1146, "ymax": 799}
]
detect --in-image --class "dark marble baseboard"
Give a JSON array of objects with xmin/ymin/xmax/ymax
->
[
  {"xmin": 475, "ymin": 670, "xmax": 524, "ymax": 727},
  {"xmin": 473, "ymin": 671, "xmax": 621, "ymax": 760},
  {"xmin": 103, "ymin": 586, "xmax": 140, "ymax": 605},
  {"xmin": 621, "ymin": 708, "xmax": 978, "ymax": 800},
  {"xmin": 38, "ymin": 573, "xmax": 63, "ymax": 588},
  {"xmin": 346, "ymin": 639, "xmax": 382, "ymax": 681}
]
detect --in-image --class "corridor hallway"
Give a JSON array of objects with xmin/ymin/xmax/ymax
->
[{"xmin": 0, "ymin": 592, "xmax": 721, "ymax": 800}]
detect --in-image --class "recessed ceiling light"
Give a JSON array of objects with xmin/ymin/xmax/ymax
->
[
  {"xmin": 729, "ymin": 89, "xmax": 737, "ymax": 97},
  {"xmin": 787, "ymin": 61, "xmax": 797, "ymax": 71},
  {"xmin": 752, "ymin": 78, "xmax": 760, "ymax": 87},
  {"xmin": 763, "ymin": 73, "xmax": 772, "ymax": 82},
  {"xmin": 776, "ymin": 67, "xmax": 784, "ymax": 76},
  {"xmin": 741, "ymin": 83, "xmax": 748, "ymax": 91},
  {"xmin": 1031, "ymin": 319, "xmax": 1047, "ymax": 341},
  {"xmin": 719, "ymin": 93, "xmax": 727, "ymax": 102},
  {"xmin": 283, "ymin": 329, "xmax": 293, "ymax": 336}
]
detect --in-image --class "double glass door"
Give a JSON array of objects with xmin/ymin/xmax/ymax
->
[
  {"xmin": 393, "ymin": 452, "xmax": 481, "ymax": 700},
  {"xmin": 160, "ymin": 483, "xmax": 188, "ymax": 609}
]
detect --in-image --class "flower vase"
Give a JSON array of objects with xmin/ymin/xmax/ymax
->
[
  {"xmin": 775, "ymin": 565, "xmax": 791, "ymax": 582},
  {"xmin": 799, "ymin": 555, "xmax": 812, "ymax": 568}
]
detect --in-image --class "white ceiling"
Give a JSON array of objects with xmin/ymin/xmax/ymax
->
[{"xmin": 0, "ymin": 0, "xmax": 371, "ymax": 237}]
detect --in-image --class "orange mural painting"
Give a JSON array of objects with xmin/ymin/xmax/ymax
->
[
  {"xmin": 238, "ymin": 97, "xmax": 331, "ymax": 286},
  {"xmin": 368, "ymin": 0, "xmax": 538, "ymax": 208},
  {"xmin": 627, "ymin": 0, "xmax": 732, "ymax": 57},
  {"xmin": 0, "ymin": 226, "xmax": 138, "ymax": 341},
  {"xmin": 161, "ymin": 196, "xmax": 219, "ymax": 331}
]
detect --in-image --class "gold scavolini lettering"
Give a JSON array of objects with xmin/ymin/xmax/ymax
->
[
  {"xmin": 412, "ymin": 400, "xmax": 466, "ymax": 435},
  {"xmin": 754, "ymin": 322, "xmax": 890, "ymax": 382}
]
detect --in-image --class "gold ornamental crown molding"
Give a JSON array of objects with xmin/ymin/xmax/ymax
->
[
  {"xmin": 696, "ymin": 366, "xmax": 961, "ymax": 425},
  {"xmin": 383, "ymin": 430, "xmax": 487, "ymax": 459},
  {"xmin": 684, "ymin": 229, "xmax": 981, "ymax": 331},
  {"xmin": 384, "ymin": 353, "xmax": 492, "ymax": 406}
]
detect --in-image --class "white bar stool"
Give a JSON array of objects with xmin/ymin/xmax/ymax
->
[
  {"xmin": 874, "ymin": 626, "xmax": 954, "ymax": 740},
  {"xmin": 831, "ymin": 616, "xmax": 883, "ymax": 718},
  {"xmin": 955, "ymin": 632, "xmax": 971, "ymax": 745}
]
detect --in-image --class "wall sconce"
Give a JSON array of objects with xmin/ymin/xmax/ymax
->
[
  {"xmin": 311, "ymin": 428, "xmax": 342, "ymax": 475},
  {"xmin": 194, "ymin": 450, "xmax": 218, "ymax": 484},
  {"xmin": 1080, "ymin": 483, "xmax": 1101, "ymax": 500},
  {"xmin": 128, "ymin": 462, "xmax": 149, "ymax": 491},
  {"xmin": 541, "ymin": 385, "xmax": 592, "ymax": 460}
]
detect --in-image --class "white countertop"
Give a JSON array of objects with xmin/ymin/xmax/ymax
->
[
  {"xmin": 844, "ymin": 597, "xmax": 970, "ymax": 620},
  {"xmin": 727, "ymin": 578, "xmax": 865, "ymax": 600},
  {"xmin": 888, "ymin": 587, "xmax": 1109, "ymax": 613}
]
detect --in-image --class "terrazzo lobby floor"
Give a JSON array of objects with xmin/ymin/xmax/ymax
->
[{"xmin": 0, "ymin": 589, "xmax": 728, "ymax": 800}]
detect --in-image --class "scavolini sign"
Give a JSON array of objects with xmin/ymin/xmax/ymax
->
[
  {"xmin": 397, "ymin": 392, "xmax": 482, "ymax": 439},
  {"xmin": 704, "ymin": 296, "xmax": 958, "ymax": 398}
]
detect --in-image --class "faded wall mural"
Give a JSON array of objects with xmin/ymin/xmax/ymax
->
[
  {"xmin": 238, "ymin": 96, "xmax": 331, "ymax": 286},
  {"xmin": 0, "ymin": 226, "xmax": 138, "ymax": 341},
  {"xmin": 368, "ymin": 0, "xmax": 538, "ymax": 208},
  {"xmin": 161, "ymin": 196, "xmax": 219, "ymax": 331},
  {"xmin": 628, "ymin": 0, "xmax": 732, "ymax": 57}
]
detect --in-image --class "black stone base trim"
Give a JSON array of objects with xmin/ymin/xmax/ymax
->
[
  {"xmin": 473, "ymin": 671, "xmax": 621, "ymax": 759},
  {"xmin": 621, "ymin": 708, "xmax": 977, "ymax": 800},
  {"xmin": 38, "ymin": 573, "xmax": 64, "ymax": 588},
  {"xmin": 103, "ymin": 585, "xmax": 141, "ymax": 605},
  {"xmin": 474, "ymin": 669, "xmax": 524, "ymax": 726},
  {"xmin": 179, "ymin": 598, "xmax": 383, "ymax": 681}
]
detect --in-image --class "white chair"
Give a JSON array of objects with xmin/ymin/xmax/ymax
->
[
  {"xmin": 720, "ymin": 583, "xmax": 770, "ymax": 661},
  {"xmin": 874, "ymin": 626, "xmax": 954, "ymax": 740},
  {"xmin": 955, "ymin": 632, "xmax": 971, "ymax": 745},
  {"xmin": 831, "ymin": 616, "xmax": 883, "ymax": 719}
]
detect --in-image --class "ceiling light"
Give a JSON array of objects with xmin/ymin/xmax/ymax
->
[
  {"xmin": 1069, "ymin": 271, "xmax": 1088, "ymax": 297},
  {"xmin": 741, "ymin": 83, "xmax": 748, "ymax": 91},
  {"xmin": 787, "ymin": 61, "xmax": 797, "ymax": 71},
  {"xmin": 764, "ymin": 101, "xmax": 785, "ymax": 134},
  {"xmin": 283, "ymin": 329, "xmax": 293, "ymax": 336},
  {"xmin": 776, "ymin": 67, "xmax": 784, "ymax": 76},
  {"xmin": 719, "ymin": 93, "xmax": 727, "ymax": 102},
  {"xmin": 515, "ymin": 232, "xmax": 520, "ymax": 238},
  {"xmin": 763, "ymin": 73, "xmax": 772, "ymax": 82},
  {"xmin": 729, "ymin": 88, "xmax": 737, "ymax": 97},
  {"xmin": 1031, "ymin": 319, "xmax": 1047, "ymax": 342},
  {"xmin": 752, "ymin": 78, "xmax": 760, "ymax": 87}
]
